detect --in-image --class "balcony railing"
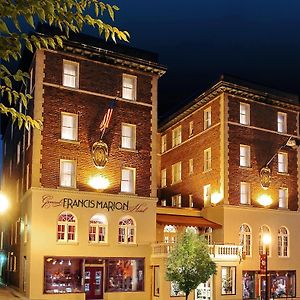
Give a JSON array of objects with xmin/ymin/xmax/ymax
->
[{"xmin": 152, "ymin": 243, "xmax": 243, "ymax": 262}]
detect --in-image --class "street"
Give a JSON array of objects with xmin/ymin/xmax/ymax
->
[{"xmin": 0, "ymin": 284, "xmax": 27, "ymax": 300}]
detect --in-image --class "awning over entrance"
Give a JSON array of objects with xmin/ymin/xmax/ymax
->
[{"xmin": 156, "ymin": 214, "xmax": 222, "ymax": 229}]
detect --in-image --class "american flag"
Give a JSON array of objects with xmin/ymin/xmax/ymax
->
[{"xmin": 99, "ymin": 100, "xmax": 116, "ymax": 132}]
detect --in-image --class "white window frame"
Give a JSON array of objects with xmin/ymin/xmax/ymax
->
[
  {"xmin": 171, "ymin": 194, "xmax": 181, "ymax": 208},
  {"xmin": 121, "ymin": 123, "xmax": 136, "ymax": 150},
  {"xmin": 204, "ymin": 148, "xmax": 212, "ymax": 172},
  {"xmin": 118, "ymin": 216, "xmax": 136, "ymax": 244},
  {"xmin": 161, "ymin": 134, "xmax": 167, "ymax": 153},
  {"xmin": 204, "ymin": 184, "xmax": 211, "ymax": 207},
  {"xmin": 161, "ymin": 169, "xmax": 167, "ymax": 187},
  {"xmin": 240, "ymin": 182, "xmax": 250, "ymax": 205},
  {"xmin": 189, "ymin": 158, "xmax": 194, "ymax": 175},
  {"xmin": 122, "ymin": 74, "xmax": 137, "ymax": 101},
  {"xmin": 121, "ymin": 167, "xmax": 136, "ymax": 193},
  {"xmin": 204, "ymin": 106, "xmax": 212, "ymax": 130},
  {"xmin": 172, "ymin": 126, "xmax": 182, "ymax": 147},
  {"xmin": 89, "ymin": 214, "xmax": 108, "ymax": 244},
  {"xmin": 63, "ymin": 60, "xmax": 79, "ymax": 88},
  {"xmin": 189, "ymin": 194, "xmax": 194, "ymax": 208},
  {"xmin": 240, "ymin": 144, "xmax": 251, "ymax": 168},
  {"xmin": 171, "ymin": 162, "xmax": 181, "ymax": 184},
  {"xmin": 189, "ymin": 121, "xmax": 194, "ymax": 137},
  {"xmin": 221, "ymin": 266, "xmax": 236, "ymax": 295},
  {"xmin": 57, "ymin": 211, "xmax": 77, "ymax": 242},
  {"xmin": 240, "ymin": 102, "xmax": 250, "ymax": 125},
  {"xmin": 278, "ymin": 152, "xmax": 288, "ymax": 173},
  {"xmin": 278, "ymin": 227, "xmax": 289, "ymax": 257},
  {"xmin": 61, "ymin": 112, "xmax": 78, "ymax": 141},
  {"xmin": 164, "ymin": 225, "xmax": 177, "ymax": 243},
  {"xmin": 277, "ymin": 112, "xmax": 287, "ymax": 133},
  {"xmin": 59, "ymin": 159, "xmax": 76, "ymax": 188},
  {"xmin": 278, "ymin": 188, "xmax": 288, "ymax": 209},
  {"xmin": 239, "ymin": 224, "xmax": 252, "ymax": 257}
]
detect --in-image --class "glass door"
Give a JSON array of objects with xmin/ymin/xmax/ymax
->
[{"xmin": 85, "ymin": 267, "xmax": 104, "ymax": 300}]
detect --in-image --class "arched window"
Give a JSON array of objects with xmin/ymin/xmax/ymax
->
[
  {"xmin": 118, "ymin": 216, "xmax": 136, "ymax": 244},
  {"xmin": 57, "ymin": 212, "xmax": 77, "ymax": 242},
  {"xmin": 259, "ymin": 225, "xmax": 271, "ymax": 256},
  {"xmin": 186, "ymin": 226, "xmax": 199, "ymax": 234},
  {"xmin": 164, "ymin": 225, "xmax": 177, "ymax": 243},
  {"xmin": 278, "ymin": 226, "xmax": 289, "ymax": 257},
  {"xmin": 203, "ymin": 227, "xmax": 213, "ymax": 244},
  {"xmin": 239, "ymin": 224, "xmax": 252, "ymax": 256},
  {"xmin": 89, "ymin": 214, "xmax": 107, "ymax": 243}
]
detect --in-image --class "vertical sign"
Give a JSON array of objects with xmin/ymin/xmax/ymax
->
[{"xmin": 260, "ymin": 254, "xmax": 267, "ymax": 274}]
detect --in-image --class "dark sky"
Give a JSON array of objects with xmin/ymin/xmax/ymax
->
[{"xmin": 109, "ymin": 0, "xmax": 300, "ymax": 117}]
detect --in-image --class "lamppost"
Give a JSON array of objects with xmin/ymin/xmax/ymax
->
[{"xmin": 262, "ymin": 233, "xmax": 271, "ymax": 300}]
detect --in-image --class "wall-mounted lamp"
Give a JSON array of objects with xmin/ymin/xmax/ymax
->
[
  {"xmin": 211, "ymin": 192, "xmax": 223, "ymax": 205},
  {"xmin": 89, "ymin": 175, "xmax": 110, "ymax": 190},
  {"xmin": 257, "ymin": 194, "xmax": 272, "ymax": 207}
]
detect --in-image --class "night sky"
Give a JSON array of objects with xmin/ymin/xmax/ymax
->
[{"xmin": 109, "ymin": 0, "xmax": 300, "ymax": 117}]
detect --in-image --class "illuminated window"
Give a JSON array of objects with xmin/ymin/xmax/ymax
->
[
  {"xmin": 221, "ymin": 266, "xmax": 236, "ymax": 295},
  {"xmin": 278, "ymin": 188, "xmax": 288, "ymax": 209},
  {"xmin": 164, "ymin": 225, "xmax": 177, "ymax": 243},
  {"xmin": 121, "ymin": 123, "xmax": 136, "ymax": 149},
  {"xmin": 240, "ymin": 182, "xmax": 250, "ymax": 205},
  {"xmin": 240, "ymin": 145, "xmax": 250, "ymax": 167},
  {"xmin": 171, "ymin": 162, "xmax": 181, "ymax": 184},
  {"xmin": 278, "ymin": 152, "xmax": 288, "ymax": 173},
  {"xmin": 63, "ymin": 60, "xmax": 79, "ymax": 88},
  {"xmin": 161, "ymin": 169, "xmax": 167, "ymax": 187},
  {"xmin": 60, "ymin": 160, "xmax": 76, "ymax": 188},
  {"xmin": 122, "ymin": 74, "xmax": 137, "ymax": 100},
  {"xmin": 277, "ymin": 112, "xmax": 287, "ymax": 133},
  {"xmin": 121, "ymin": 167, "xmax": 135, "ymax": 193},
  {"xmin": 172, "ymin": 126, "xmax": 181, "ymax": 147},
  {"xmin": 240, "ymin": 102, "xmax": 250, "ymax": 125},
  {"xmin": 171, "ymin": 194, "xmax": 181, "ymax": 207},
  {"xmin": 189, "ymin": 121, "xmax": 194, "ymax": 136},
  {"xmin": 259, "ymin": 225, "xmax": 271, "ymax": 256},
  {"xmin": 240, "ymin": 224, "xmax": 252, "ymax": 256},
  {"xmin": 189, "ymin": 194, "xmax": 194, "ymax": 208},
  {"xmin": 204, "ymin": 106, "xmax": 212, "ymax": 130},
  {"xmin": 204, "ymin": 184, "xmax": 211, "ymax": 207},
  {"xmin": 161, "ymin": 134, "xmax": 167, "ymax": 153},
  {"xmin": 61, "ymin": 113, "xmax": 78, "ymax": 141},
  {"xmin": 89, "ymin": 214, "xmax": 107, "ymax": 243},
  {"xmin": 118, "ymin": 216, "xmax": 136, "ymax": 244},
  {"xmin": 204, "ymin": 148, "xmax": 211, "ymax": 171},
  {"xmin": 278, "ymin": 227, "xmax": 289, "ymax": 257},
  {"xmin": 203, "ymin": 227, "xmax": 212, "ymax": 244},
  {"xmin": 57, "ymin": 212, "xmax": 77, "ymax": 242},
  {"xmin": 189, "ymin": 158, "xmax": 194, "ymax": 175}
]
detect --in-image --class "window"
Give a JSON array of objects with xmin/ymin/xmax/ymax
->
[
  {"xmin": 172, "ymin": 126, "xmax": 182, "ymax": 147},
  {"xmin": 240, "ymin": 102, "xmax": 250, "ymax": 125},
  {"xmin": 204, "ymin": 148, "xmax": 212, "ymax": 171},
  {"xmin": 240, "ymin": 182, "xmax": 250, "ymax": 205},
  {"xmin": 203, "ymin": 227, "xmax": 212, "ymax": 244},
  {"xmin": 259, "ymin": 225, "xmax": 271, "ymax": 256},
  {"xmin": 278, "ymin": 227, "xmax": 289, "ymax": 257},
  {"xmin": 121, "ymin": 123, "xmax": 136, "ymax": 149},
  {"xmin": 122, "ymin": 74, "xmax": 137, "ymax": 100},
  {"xmin": 204, "ymin": 184, "xmax": 211, "ymax": 207},
  {"xmin": 161, "ymin": 199, "xmax": 166, "ymax": 207},
  {"xmin": 17, "ymin": 142, "xmax": 21, "ymax": 164},
  {"xmin": 277, "ymin": 112, "xmax": 287, "ymax": 133},
  {"xmin": 60, "ymin": 160, "xmax": 76, "ymax": 188},
  {"xmin": 278, "ymin": 152, "xmax": 288, "ymax": 173},
  {"xmin": 240, "ymin": 145, "xmax": 250, "ymax": 167},
  {"xmin": 118, "ymin": 216, "xmax": 136, "ymax": 244},
  {"xmin": 269, "ymin": 271, "xmax": 295, "ymax": 298},
  {"xmin": 221, "ymin": 266, "xmax": 236, "ymax": 295},
  {"xmin": 204, "ymin": 107, "xmax": 212, "ymax": 129},
  {"xmin": 278, "ymin": 188, "xmax": 288, "ymax": 209},
  {"xmin": 61, "ymin": 113, "xmax": 78, "ymax": 141},
  {"xmin": 161, "ymin": 169, "xmax": 167, "ymax": 187},
  {"xmin": 164, "ymin": 225, "xmax": 177, "ymax": 243},
  {"xmin": 63, "ymin": 61, "xmax": 79, "ymax": 88},
  {"xmin": 189, "ymin": 121, "xmax": 194, "ymax": 136},
  {"xmin": 189, "ymin": 159, "xmax": 194, "ymax": 175},
  {"xmin": 154, "ymin": 266, "xmax": 160, "ymax": 296},
  {"xmin": 171, "ymin": 162, "xmax": 181, "ymax": 184},
  {"xmin": 242, "ymin": 271, "xmax": 256, "ymax": 299},
  {"xmin": 161, "ymin": 135, "xmax": 167, "ymax": 153},
  {"xmin": 186, "ymin": 226, "xmax": 198, "ymax": 234},
  {"xmin": 121, "ymin": 167, "xmax": 135, "ymax": 193},
  {"xmin": 170, "ymin": 282, "xmax": 185, "ymax": 297},
  {"xmin": 189, "ymin": 194, "xmax": 194, "ymax": 208},
  {"xmin": 89, "ymin": 214, "xmax": 107, "ymax": 243},
  {"xmin": 240, "ymin": 224, "xmax": 252, "ymax": 256},
  {"xmin": 57, "ymin": 212, "xmax": 77, "ymax": 242},
  {"xmin": 171, "ymin": 194, "xmax": 181, "ymax": 207}
]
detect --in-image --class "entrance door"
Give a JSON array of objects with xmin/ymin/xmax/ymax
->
[{"xmin": 85, "ymin": 267, "xmax": 104, "ymax": 300}]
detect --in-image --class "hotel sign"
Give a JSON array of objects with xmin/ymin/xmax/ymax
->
[{"xmin": 41, "ymin": 195, "xmax": 148, "ymax": 213}]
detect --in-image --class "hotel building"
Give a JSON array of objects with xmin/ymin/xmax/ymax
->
[
  {"xmin": 1, "ymin": 27, "xmax": 166, "ymax": 300},
  {"xmin": 156, "ymin": 76, "xmax": 300, "ymax": 299}
]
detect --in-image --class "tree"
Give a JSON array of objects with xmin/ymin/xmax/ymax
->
[
  {"xmin": 0, "ymin": 0, "xmax": 129, "ymax": 130},
  {"xmin": 166, "ymin": 230, "xmax": 217, "ymax": 300}
]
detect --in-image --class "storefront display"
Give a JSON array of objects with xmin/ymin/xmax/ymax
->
[
  {"xmin": 242, "ymin": 271, "xmax": 257, "ymax": 299},
  {"xmin": 270, "ymin": 271, "xmax": 296, "ymax": 298}
]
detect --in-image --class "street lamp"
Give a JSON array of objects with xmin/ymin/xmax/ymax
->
[{"xmin": 262, "ymin": 233, "xmax": 271, "ymax": 300}]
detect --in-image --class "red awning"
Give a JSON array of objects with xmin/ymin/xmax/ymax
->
[{"xmin": 156, "ymin": 214, "xmax": 222, "ymax": 229}]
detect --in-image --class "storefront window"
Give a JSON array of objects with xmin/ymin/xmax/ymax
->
[
  {"xmin": 221, "ymin": 266, "xmax": 236, "ymax": 295},
  {"xmin": 154, "ymin": 266, "xmax": 160, "ymax": 296},
  {"xmin": 170, "ymin": 281, "xmax": 185, "ymax": 297},
  {"xmin": 106, "ymin": 258, "xmax": 144, "ymax": 292},
  {"xmin": 242, "ymin": 271, "xmax": 257, "ymax": 299},
  {"xmin": 270, "ymin": 271, "xmax": 295, "ymax": 298}
]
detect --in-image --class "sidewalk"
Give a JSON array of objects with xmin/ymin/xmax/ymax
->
[{"xmin": 0, "ymin": 283, "xmax": 28, "ymax": 299}]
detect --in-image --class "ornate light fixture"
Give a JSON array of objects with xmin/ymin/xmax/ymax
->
[{"xmin": 89, "ymin": 175, "xmax": 110, "ymax": 190}]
